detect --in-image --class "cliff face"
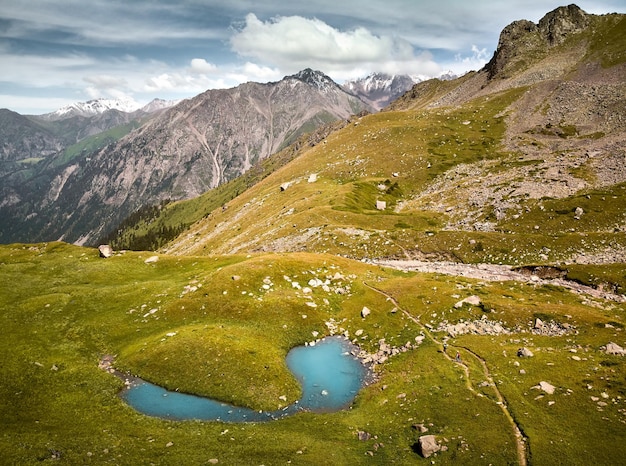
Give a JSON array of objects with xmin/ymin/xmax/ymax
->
[{"xmin": 485, "ymin": 4, "xmax": 590, "ymax": 78}]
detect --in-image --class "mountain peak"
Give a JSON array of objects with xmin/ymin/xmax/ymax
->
[
  {"xmin": 287, "ymin": 69, "xmax": 340, "ymax": 92},
  {"xmin": 485, "ymin": 4, "xmax": 590, "ymax": 78},
  {"xmin": 47, "ymin": 97, "xmax": 142, "ymax": 120}
]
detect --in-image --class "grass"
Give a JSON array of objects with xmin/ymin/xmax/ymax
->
[{"xmin": 1, "ymin": 242, "xmax": 625, "ymax": 464}]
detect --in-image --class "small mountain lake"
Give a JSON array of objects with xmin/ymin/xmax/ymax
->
[{"xmin": 119, "ymin": 336, "xmax": 369, "ymax": 422}]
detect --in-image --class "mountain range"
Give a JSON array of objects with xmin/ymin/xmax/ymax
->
[
  {"xmin": 0, "ymin": 69, "xmax": 372, "ymax": 245},
  {"xmin": 2, "ymin": 5, "xmax": 626, "ymax": 465}
]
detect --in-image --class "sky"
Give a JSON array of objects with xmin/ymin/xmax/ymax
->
[{"xmin": 1, "ymin": 0, "xmax": 624, "ymax": 114}]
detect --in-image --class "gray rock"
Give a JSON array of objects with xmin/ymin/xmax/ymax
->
[
  {"xmin": 417, "ymin": 435, "xmax": 440, "ymax": 458},
  {"xmin": 538, "ymin": 381, "xmax": 556, "ymax": 394},
  {"xmin": 361, "ymin": 306, "xmax": 371, "ymax": 318},
  {"xmin": 454, "ymin": 295, "xmax": 482, "ymax": 308},
  {"xmin": 517, "ymin": 347, "xmax": 534, "ymax": 358},
  {"xmin": 98, "ymin": 244, "xmax": 113, "ymax": 258},
  {"xmin": 605, "ymin": 342, "xmax": 626, "ymax": 356}
]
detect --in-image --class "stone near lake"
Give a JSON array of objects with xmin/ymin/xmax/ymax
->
[
  {"xmin": 361, "ymin": 306, "xmax": 371, "ymax": 318},
  {"xmin": 417, "ymin": 435, "xmax": 441, "ymax": 458},
  {"xmin": 517, "ymin": 347, "xmax": 534, "ymax": 358},
  {"xmin": 98, "ymin": 244, "xmax": 113, "ymax": 258},
  {"xmin": 144, "ymin": 255, "xmax": 159, "ymax": 264}
]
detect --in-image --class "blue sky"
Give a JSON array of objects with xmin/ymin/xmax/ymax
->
[{"xmin": 1, "ymin": 0, "xmax": 623, "ymax": 114}]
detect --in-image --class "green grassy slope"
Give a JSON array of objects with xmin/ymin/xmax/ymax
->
[{"xmin": 1, "ymin": 242, "xmax": 625, "ymax": 464}]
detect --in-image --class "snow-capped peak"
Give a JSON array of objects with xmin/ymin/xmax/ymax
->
[{"xmin": 287, "ymin": 68, "xmax": 339, "ymax": 92}]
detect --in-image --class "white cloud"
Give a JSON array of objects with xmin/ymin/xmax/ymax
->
[
  {"xmin": 230, "ymin": 13, "xmax": 441, "ymax": 77},
  {"xmin": 189, "ymin": 58, "xmax": 218, "ymax": 74},
  {"xmin": 447, "ymin": 45, "xmax": 491, "ymax": 74}
]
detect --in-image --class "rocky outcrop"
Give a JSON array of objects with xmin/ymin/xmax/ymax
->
[
  {"xmin": 485, "ymin": 4, "xmax": 589, "ymax": 78},
  {"xmin": 538, "ymin": 4, "xmax": 589, "ymax": 46}
]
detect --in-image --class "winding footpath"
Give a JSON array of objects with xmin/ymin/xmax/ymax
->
[{"xmin": 364, "ymin": 282, "xmax": 528, "ymax": 466}]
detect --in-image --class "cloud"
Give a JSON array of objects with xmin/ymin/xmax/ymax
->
[
  {"xmin": 230, "ymin": 13, "xmax": 441, "ymax": 77},
  {"xmin": 84, "ymin": 75, "xmax": 129, "ymax": 89},
  {"xmin": 447, "ymin": 45, "xmax": 491, "ymax": 74},
  {"xmin": 189, "ymin": 58, "xmax": 218, "ymax": 74}
]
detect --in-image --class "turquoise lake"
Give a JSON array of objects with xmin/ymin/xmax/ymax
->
[{"xmin": 121, "ymin": 336, "xmax": 368, "ymax": 422}]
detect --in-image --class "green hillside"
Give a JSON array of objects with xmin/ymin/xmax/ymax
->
[
  {"xmin": 2, "ymin": 6, "xmax": 626, "ymax": 465},
  {"xmin": 1, "ymin": 242, "xmax": 625, "ymax": 464}
]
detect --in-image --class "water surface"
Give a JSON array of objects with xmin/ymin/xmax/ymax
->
[{"xmin": 120, "ymin": 336, "xmax": 368, "ymax": 422}]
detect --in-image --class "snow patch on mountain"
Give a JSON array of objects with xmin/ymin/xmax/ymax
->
[
  {"xmin": 49, "ymin": 97, "xmax": 142, "ymax": 119},
  {"xmin": 288, "ymin": 68, "xmax": 341, "ymax": 93},
  {"xmin": 342, "ymin": 71, "xmax": 458, "ymax": 110}
]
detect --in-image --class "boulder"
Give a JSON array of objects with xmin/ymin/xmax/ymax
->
[
  {"xmin": 361, "ymin": 306, "xmax": 371, "ymax": 318},
  {"xmin": 144, "ymin": 255, "xmax": 159, "ymax": 264},
  {"xmin": 517, "ymin": 347, "xmax": 534, "ymax": 358},
  {"xmin": 538, "ymin": 381, "xmax": 556, "ymax": 394},
  {"xmin": 417, "ymin": 435, "xmax": 440, "ymax": 458},
  {"xmin": 605, "ymin": 342, "xmax": 626, "ymax": 356},
  {"xmin": 98, "ymin": 245, "xmax": 113, "ymax": 258},
  {"xmin": 376, "ymin": 200, "xmax": 386, "ymax": 210},
  {"xmin": 454, "ymin": 295, "xmax": 482, "ymax": 308}
]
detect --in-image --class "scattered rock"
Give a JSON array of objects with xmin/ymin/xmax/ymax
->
[
  {"xmin": 144, "ymin": 255, "xmax": 159, "ymax": 264},
  {"xmin": 376, "ymin": 200, "xmax": 387, "ymax": 210},
  {"xmin": 361, "ymin": 306, "xmax": 371, "ymax": 318},
  {"xmin": 98, "ymin": 245, "xmax": 113, "ymax": 258},
  {"xmin": 308, "ymin": 173, "xmax": 318, "ymax": 183},
  {"xmin": 412, "ymin": 423, "xmax": 429, "ymax": 433},
  {"xmin": 517, "ymin": 347, "xmax": 534, "ymax": 358},
  {"xmin": 574, "ymin": 206, "xmax": 584, "ymax": 219},
  {"xmin": 231, "ymin": 275, "xmax": 241, "ymax": 281},
  {"xmin": 357, "ymin": 430, "xmax": 371, "ymax": 441},
  {"xmin": 417, "ymin": 435, "xmax": 441, "ymax": 458}
]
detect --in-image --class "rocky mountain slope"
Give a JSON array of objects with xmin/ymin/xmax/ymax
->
[
  {"xmin": 342, "ymin": 73, "xmax": 421, "ymax": 110},
  {"xmin": 0, "ymin": 70, "xmax": 371, "ymax": 245},
  {"xmin": 159, "ymin": 5, "xmax": 626, "ymax": 269}
]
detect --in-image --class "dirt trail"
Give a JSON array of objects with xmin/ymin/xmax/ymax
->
[
  {"xmin": 364, "ymin": 282, "xmax": 528, "ymax": 466},
  {"xmin": 373, "ymin": 259, "xmax": 625, "ymax": 303}
]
